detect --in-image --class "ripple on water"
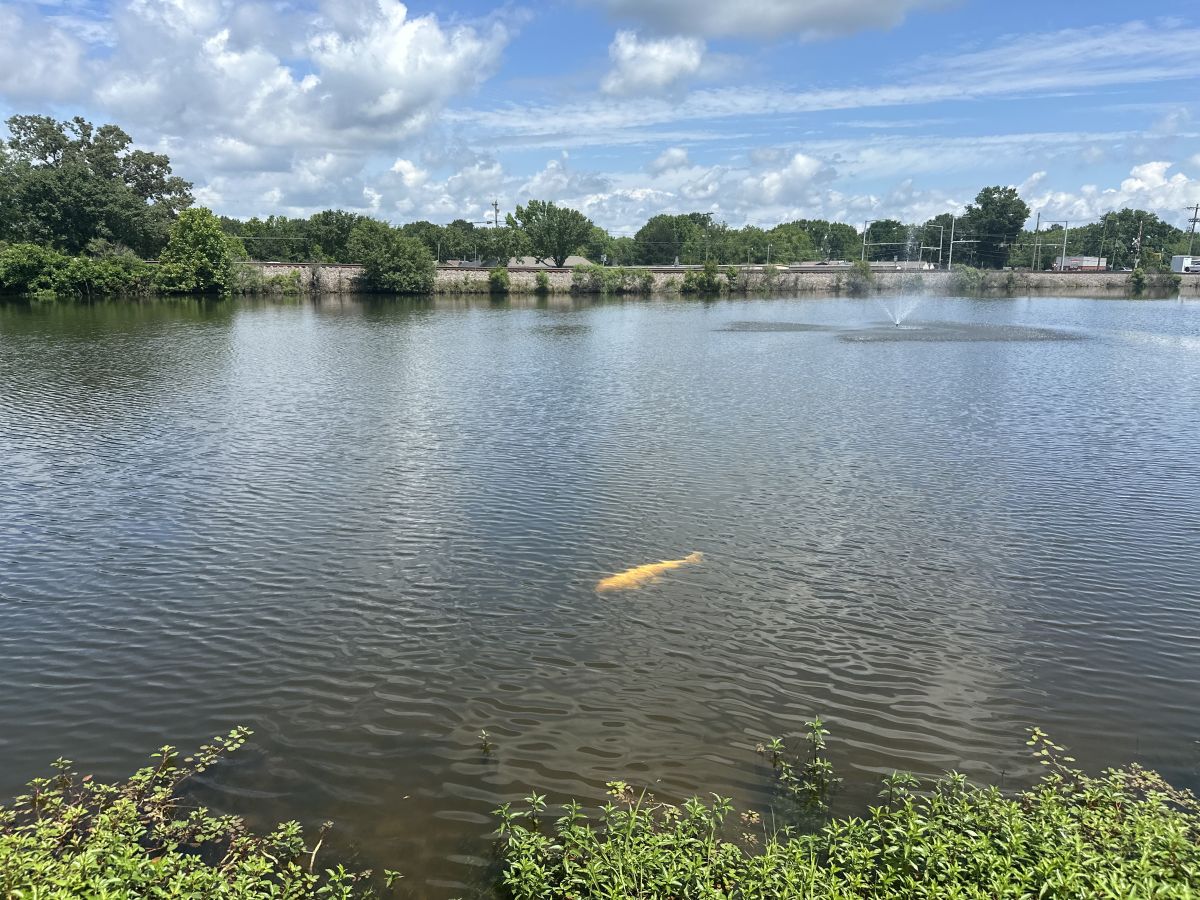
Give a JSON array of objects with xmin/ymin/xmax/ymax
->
[{"xmin": 1, "ymin": 295, "xmax": 1199, "ymax": 897}]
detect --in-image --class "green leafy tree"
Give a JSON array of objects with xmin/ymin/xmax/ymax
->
[
  {"xmin": 634, "ymin": 213, "xmax": 715, "ymax": 264},
  {"xmin": 0, "ymin": 115, "xmax": 192, "ymax": 257},
  {"xmin": 962, "ymin": 186, "xmax": 1031, "ymax": 269},
  {"xmin": 507, "ymin": 201, "xmax": 595, "ymax": 267},
  {"xmin": 154, "ymin": 208, "xmax": 244, "ymax": 294},
  {"xmin": 865, "ymin": 219, "xmax": 916, "ymax": 262},
  {"xmin": 478, "ymin": 226, "xmax": 529, "ymax": 266},
  {"xmin": 347, "ymin": 219, "xmax": 435, "ymax": 293}
]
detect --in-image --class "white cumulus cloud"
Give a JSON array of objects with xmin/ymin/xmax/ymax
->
[
  {"xmin": 601, "ymin": 30, "xmax": 705, "ymax": 95},
  {"xmin": 648, "ymin": 147, "xmax": 691, "ymax": 173}
]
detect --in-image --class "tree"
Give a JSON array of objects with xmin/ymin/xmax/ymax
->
[
  {"xmin": 1, "ymin": 115, "xmax": 192, "ymax": 257},
  {"xmin": 478, "ymin": 226, "xmax": 529, "ymax": 266},
  {"xmin": 864, "ymin": 219, "xmax": 913, "ymax": 262},
  {"xmin": 154, "ymin": 208, "xmax": 244, "ymax": 294},
  {"xmin": 634, "ymin": 213, "xmax": 715, "ymax": 264},
  {"xmin": 961, "ymin": 186, "xmax": 1030, "ymax": 269},
  {"xmin": 346, "ymin": 219, "xmax": 435, "ymax": 293},
  {"xmin": 507, "ymin": 201, "xmax": 594, "ymax": 267}
]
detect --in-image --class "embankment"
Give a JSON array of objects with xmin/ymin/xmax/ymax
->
[{"xmin": 245, "ymin": 262, "xmax": 1200, "ymax": 297}]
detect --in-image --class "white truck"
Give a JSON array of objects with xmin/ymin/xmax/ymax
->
[{"xmin": 1171, "ymin": 255, "xmax": 1198, "ymax": 274}]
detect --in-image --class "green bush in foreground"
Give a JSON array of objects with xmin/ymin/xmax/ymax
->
[
  {"xmin": 496, "ymin": 727, "xmax": 1200, "ymax": 899},
  {"xmin": 0, "ymin": 727, "xmax": 391, "ymax": 898}
]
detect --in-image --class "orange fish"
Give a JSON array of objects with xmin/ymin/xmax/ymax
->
[{"xmin": 596, "ymin": 552, "xmax": 703, "ymax": 592}]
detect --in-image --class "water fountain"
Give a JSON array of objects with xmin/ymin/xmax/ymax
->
[{"xmin": 878, "ymin": 294, "xmax": 925, "ymax": 327}]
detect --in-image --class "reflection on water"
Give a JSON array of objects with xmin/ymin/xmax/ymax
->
[{"xmin": 1, "ymin": 294, "xmax": 1199, "ymax": 897}]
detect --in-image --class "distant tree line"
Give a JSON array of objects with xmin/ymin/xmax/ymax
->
[{"xmin": 2, "ymin": 113, "xmax": 1194, "ymax": 299}]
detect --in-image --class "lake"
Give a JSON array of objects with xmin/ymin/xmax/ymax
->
[{"xmin": 2, "ymin": 293, "xmax": 1198, "ymax": 896}]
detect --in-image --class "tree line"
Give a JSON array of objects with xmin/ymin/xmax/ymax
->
[{"xmin": 2, "ymin": 114, "xmax": 1195, "ymax": 297}]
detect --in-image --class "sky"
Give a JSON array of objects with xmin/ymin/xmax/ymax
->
[{"xmin": 2, "ymin": 0, "xmax": 1199, "ymax": 234}]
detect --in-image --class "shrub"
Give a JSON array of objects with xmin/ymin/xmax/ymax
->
[
  {"xmin": 535, "ymin": 271, "xmax": 551, "ymax": 294},
  {"xmin": 489, "ymin": 265, "xmax": 511, "ymax": 295},
  {"xmin": 347, "ymin": 220, "xmax": 435, "ymax": 294},
  {"xmin": 0, "ymin": 728, "xmax": 390, "ymax": 897},
  {"xmin": 50, "ymin": 253, "xmax": 152, "ymax": 297},
  {"xmin": 681, "ymin": 259, "xmax": 724, "ymax": 295},
  {"xmin": 0, "ymin": 243, "xmax": 150, "ymax": 297},
  {"xmin": 0, "ymin": 243, "xmax": 70, "ymax": 294},
  {"xmin": 496, "ymin": 727, "xmax": 1200, "ymax": 900},
  {"xmin": 845, "ymin": 259, "xmax": 874, "ymax": 296},
  {"xmin": 1130, "ymin": 267, "xmax": 1147, "ymax": 295},
  {"xmin": 949, "ymin": 264, "xmax": 984, "ymax": 295},
  {"xmin": 155, "ymin": 208, "xmax": 244, "ymax": 295},
  {"xmin": 570, "ymin": 263, "xmax": 653, "ymax": 295}
]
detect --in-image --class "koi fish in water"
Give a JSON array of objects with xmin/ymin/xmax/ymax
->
[{"xmin": 596, "ymin": 552, "xmax": 704, "ymax": 592}]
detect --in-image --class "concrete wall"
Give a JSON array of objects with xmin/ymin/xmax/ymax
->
[{"xmin": 244, "ymin": 262, "xmax": 1200, "ymax": 297}]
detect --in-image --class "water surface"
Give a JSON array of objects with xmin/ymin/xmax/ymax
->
[{"xmin": 2, "ymin": 294, "xmax": 1199, "ymax": 895}]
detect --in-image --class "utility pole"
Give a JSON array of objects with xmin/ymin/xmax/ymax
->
[
  {"xmin": 948, "ymin": 216, "xmax": 956, "ymax": 268},
  {"xmin": 861, "ymin": 221, "xmax": 870, "ymax": 261},
  {"xmin": 491, "ymin": 200, "xmax": 500, "ymax": 228},
  {"xmin": 1061, "ymin": 221, "xmax": 1068, "ymax": 271},
  {"xmin": 1134, "ymin": 218, "xmax": 1144, "ymax": 269},
  {"xmin": 1187, "ymin": 203, "xmax": 1200, "ymax": 255},
  {"xmin": 1097, "ymin": 212, "xmax": 1109, "ymax": 270},
  {"xmin": 1031, "ymin": 212, "xmax": 1040, "ymax": 271}
]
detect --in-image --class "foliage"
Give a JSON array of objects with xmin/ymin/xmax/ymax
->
[
  {"xmin": 155, "ymin": 208, "xmax": 245, "ymax": 295},
  {"xmin": 757, "ymin": 719, "xmax": 841, "ymax": 815},
  {"xmin": 508, "ymin": 201, "xmax": 595, "ymax": 268},
  {"xmin": 845, "ymin": 259, "xmax": 874, "ymax": 295},
  {"xmin": 0, "ymin": 241, "xmax": 151, "ymax": 297},
  {"xmin": 1130, "ymin": 267, "xmax": 1147, "ymax": 295},
  {"xmin": 950, "ymin": 264, "xmax": 985, "ymax": 294},
  {"xmin": 489, "ymin": 265, "xmax": 511, "ymax": 295},
  {"xmin": 221, "ymin": 210, "xmax": 370, "ymax": 263},
  {"xmin": 960, "ymin": 186, "xmax": 1031, "ymax": 269},
  {"xmin": 0, "ymin": 243, "xmax": 69, "ymax": 294},
  {"xmin": 234, "ymin": 265, "xmax": 305, "ymax": 295},
  {"xmin": 534, "ymin": 271, "xmax": 551, "ymax": 294},
  {"xmin": 0, "ymin": 728, "xmax": 384, "ymax": 898},
  {"xmin": 681, "ymin": 259, "xmax": 724, "ymax": 294},
  {"xmin": 0, "ymin": 114, "xmax": 192, "ymax": 257},
  {"xmin": 347, "ymin": 220, "xmax": 435, "ymax": 294},
  {"xmin": 496, "ymin": 728, "xmax": 1200, "ymax": 900},
  {"xmin": 570, "ymin": 263, "xmax": 654, "ymax": 294}
]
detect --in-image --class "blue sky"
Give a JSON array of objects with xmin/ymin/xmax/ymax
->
[{"xmin": 2, "ymin": 0, "xmax": 1198, "ymax": 232}]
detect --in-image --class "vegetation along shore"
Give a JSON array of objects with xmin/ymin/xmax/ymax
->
[
  {"xmin": 0, "ymin": 115, "xmax": 1190, "ymax": 300},
  {"xmin": 3, "ymin": 726, "xmax": 1198, "ymax": 898}
]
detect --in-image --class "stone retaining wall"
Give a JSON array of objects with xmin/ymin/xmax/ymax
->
[{"xmin": 244, "ymin": 262, "xmax": 1200, "ymax": 297}]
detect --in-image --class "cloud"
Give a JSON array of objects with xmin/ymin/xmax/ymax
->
[
  {"xmin": 590, "ymin": 0, "xmax": 948, "ymax": 39},
  {"xmin": 648, "ymin": 147, "xmax": 690, "ymax": 173},
  {"xmin": 0, "ymin": 6, "xmax": 87, "ymax": 100},
  {"xmin": 1025, "ymin": 161, "xmax": 1200, "ymax": 222},
  {"xmin": 452, "ymin": 21, "xmax": 1200, "ymax": 149},
  {"xmin": 740, "ymin": 152, "xmax": 831, "ymax": 205},
  {"xmin": 601, "ymin": 30, "xmax": 705, "ymax": 95}
]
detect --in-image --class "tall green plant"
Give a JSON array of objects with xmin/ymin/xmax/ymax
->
[
  {"xmin": 347, "ymin": 220, "xmax": 435, "ymax": 293},
  {"xmin": 154, "ymin": 207, "xmax": 244, "ymax": 294},
  {"xmin": 0, "ymin": 729, "xmax": 393, "ymax": 897}
]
